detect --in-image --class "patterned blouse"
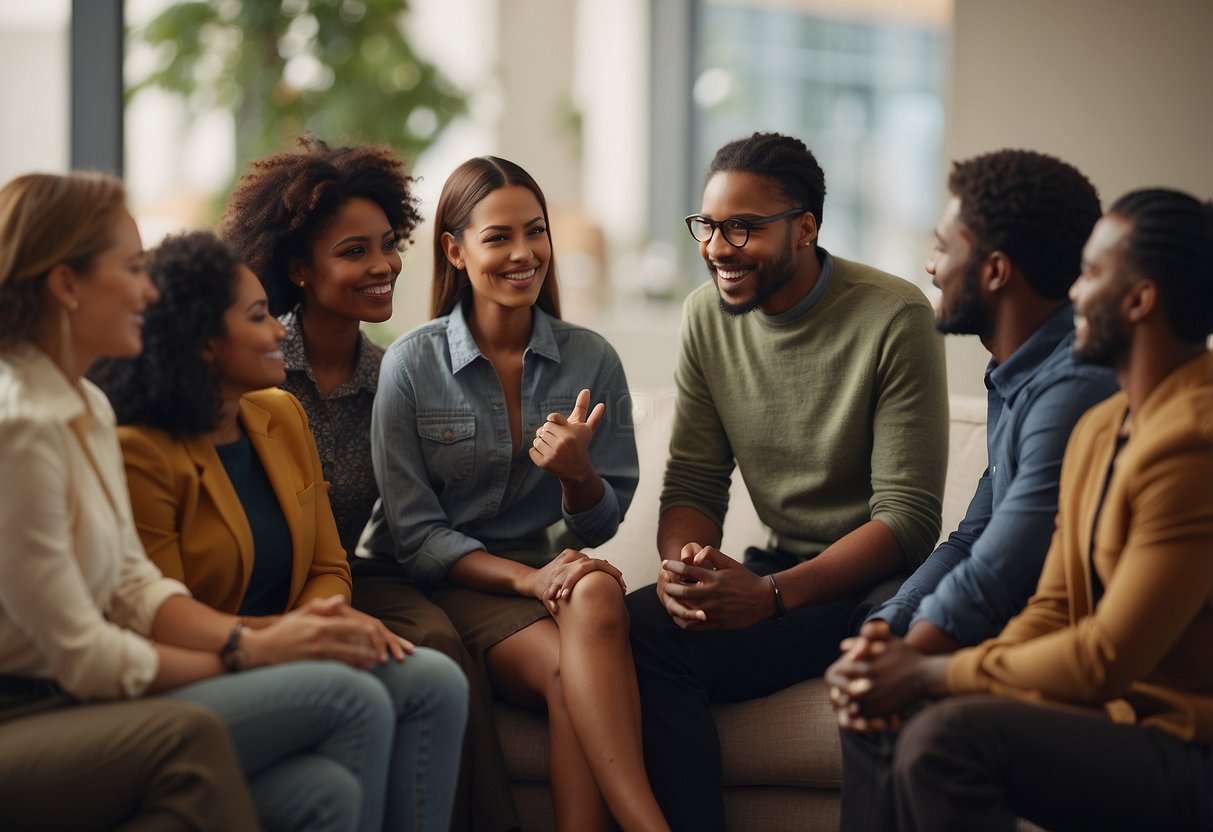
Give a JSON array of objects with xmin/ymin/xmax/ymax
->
[{"xmin": 278, "ymin": 311, "xmax": 385, "ymax": 558}]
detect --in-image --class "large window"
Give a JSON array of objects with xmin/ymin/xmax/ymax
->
[{"xmin": 685, "ymin": 0, "xmax": 948, "ymax": 285}]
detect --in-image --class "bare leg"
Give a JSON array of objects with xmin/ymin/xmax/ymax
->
[
  {"xmin": 487, "ymin": 620, "xmax": 611, "ymax": 832},
  {"xmin": 552, "ymin": 571, "xmax": 669, "ymax": 832}
]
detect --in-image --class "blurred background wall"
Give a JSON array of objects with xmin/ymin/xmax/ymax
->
[{"xmin": 2, "ymin": 0, "xmax": 1211, "ymax": 398}]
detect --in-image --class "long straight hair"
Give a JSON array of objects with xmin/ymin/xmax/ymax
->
[{"xmin": 430, "ymin": 156, "xmax": 561, "ymax": 319}]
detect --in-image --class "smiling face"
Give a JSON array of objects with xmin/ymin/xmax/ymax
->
[
  {"xmin": 442, "ymin": 185, "xmax": 551, "ymax": 316},
  {"xmin": 697, "ymin": 170, "xmax": 815, "ymax": 316},
  {"xmin": 1070, "ymin": 214, "xmax": 1136, "ymax": 367},
  {"xmin": 206, "ymin": 265, "xmax": 287, "ymax": 397},
  {"xmin": 926, "ymin": 196, "xmax": 990, "ymax": 336},
  {"xmin": 70, "ymin": 209, "xmax": 160, "ymax": 369},
  {"xmin": 295, "ymin": 197, "xmax": 401, "ymax": 323}
]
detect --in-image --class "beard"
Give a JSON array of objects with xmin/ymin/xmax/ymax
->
[
  {"xmin": 936, "ymin": 255, "xmax": 991, "ymax": 337},
  {"xmin": 1073, "ymin": 301, "xmax": 1130, "ymax": 367},
  {"xmin": 715, "ymin": 244, "xmax": 798, "ymax": 317}
]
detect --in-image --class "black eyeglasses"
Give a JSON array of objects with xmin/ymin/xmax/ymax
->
[{"xmin": 684, "ymin": 208, "xmax": 808, "ymax": 248}]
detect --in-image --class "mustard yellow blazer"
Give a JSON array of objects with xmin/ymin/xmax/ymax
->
[{"xmin": 118, "ymin": 388, "xmax": 351, "ymax": 614}]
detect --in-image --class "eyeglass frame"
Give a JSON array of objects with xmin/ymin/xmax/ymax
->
[{"xmin": 684, "ymin": 207, "xmax": 809, "ymax": 248}]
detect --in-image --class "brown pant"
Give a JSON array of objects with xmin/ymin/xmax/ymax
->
[
  {"xmin": 0, "ymin": 696, "xmax": 260, "ymax": 831},
  {"xmin": 353, "ymin": 562, "xmax": 520, "ymax": 832}
]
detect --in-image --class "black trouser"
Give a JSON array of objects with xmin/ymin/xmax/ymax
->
[
  {"xmin": 625, "ymin": 548, "xmax": 854, "ymax": 832},
  {"xmin": 843, "ymin": 695, "xmax": 1213, "ymax": 832}
]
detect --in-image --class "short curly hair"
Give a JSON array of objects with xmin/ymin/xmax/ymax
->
[
  {"xmin": 707, "ymin": 132, "xmax": 827, "ymax": 229},
  {"xmin": 949, "ymin": 150, "xmax": 1101, "ymax": 300},
  {"xmin": 1110, "ymin": 188, "xmax": 1213, "ymax": 343},
  {"xmin": 91, "ymin": 232, "xmax": 238, "ymax": 435},
  {"xmin": 220, "ymin": 135, "xmax": 422, "ymax": 316}
]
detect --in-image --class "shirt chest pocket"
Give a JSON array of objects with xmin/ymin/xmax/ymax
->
[{"xmin": 416, "ymin": 411, "xmax": 477, "ymax": 498}]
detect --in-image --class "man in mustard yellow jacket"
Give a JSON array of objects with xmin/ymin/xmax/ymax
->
[{"xmin": 827, "ymin": 188, "xmax": 1213, "ymax": 831}]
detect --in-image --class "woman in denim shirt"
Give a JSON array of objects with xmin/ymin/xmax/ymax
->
[{"xmin": 358, "ymin": 157, "xmax": 668, "ymax": 831}]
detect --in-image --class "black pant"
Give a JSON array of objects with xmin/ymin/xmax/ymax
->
[
  {"xmin": 625, "ymin": 548, "xmax": 854, "ymax": 832},
  {"xmin": 843, "ymin": 695, "xmax": 1213, "ymax": 832}
]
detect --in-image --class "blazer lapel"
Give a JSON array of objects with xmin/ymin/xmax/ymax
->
[
  {"xmin": 183, "ymin": 432, "xmax": 256, "ymax": 595},
  {"xmin": 1075, "ymin": 403, "xmax": 1128, "ymax": 619},
  {"xmin": 240, "ymin": 396, "xmax": 308, "ymax": 604}
]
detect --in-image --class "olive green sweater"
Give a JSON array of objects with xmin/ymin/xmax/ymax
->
[{"xmin": 660, "ymin": 252, "xmax": 948, "ymax": 566}]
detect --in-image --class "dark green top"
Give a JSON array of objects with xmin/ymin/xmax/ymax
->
[{"xmin": 215, "ymin": 433, "xmax": 291, "ymax": 616}]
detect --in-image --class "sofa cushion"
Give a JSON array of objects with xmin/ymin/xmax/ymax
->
[{"xmin": 496, "ymin": 678, "xmax": 840, "ymax": 788}]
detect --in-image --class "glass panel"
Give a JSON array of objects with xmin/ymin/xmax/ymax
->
[
  {"xmin": 692, "ymin": 0, "xmax": 948, "ymax": 285},
  {"xmin": 0, "ymin": 0, "xmax": 71, "ymax": 183}
]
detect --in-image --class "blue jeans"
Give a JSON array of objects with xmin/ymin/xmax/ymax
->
[
  {"xmin": 369, "ymin": 647, "xmax": 469, "ymax": 832},
  {"xmin": 167, "ymin": 653, "xmax": 468, "ymax": 832},
  {"xmin": 165, "ymin": 661, "xmax": 393, "ymax": 832}
]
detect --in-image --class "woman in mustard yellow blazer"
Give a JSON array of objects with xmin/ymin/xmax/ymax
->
[
  {"xmin": 120, "ymin": 387, "xmax": 349, "ymax": 614},
  {"xmin": 93, "ymin": 231, "xmax": 468, "ymax": 832}
]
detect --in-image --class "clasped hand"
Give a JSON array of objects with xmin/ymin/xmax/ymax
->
[
  {"xmin": 824, "ymin": 620, "xmax": 936, "ymax": 733},
  {"xmin": 657, "ymin": 543, "xmax": 773, "ymax": 630},
  {"xmin": 245, "ymin": 596, "xmax": 414, "ymax": 671},
  {"xmin": 529, "ymin": 388, "xmax": 603, "ymax": 482}
]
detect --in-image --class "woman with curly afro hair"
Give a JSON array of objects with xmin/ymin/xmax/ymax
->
[
  {"xmin": 221, "ymin": 138, "xmax": 520, "ymax": 831},
  {"xmin": 221, "ymin": 135, "xmax": 421, "ymax": 557},
  {"xmin": 94, "ymin": 230, "xmax": 469, "ymax": 832}
]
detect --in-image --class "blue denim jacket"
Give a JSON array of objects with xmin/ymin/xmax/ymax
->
[
  {"xmin": 870, "ymin": 304, "xmax": 1118, "ymax": 645},
  {"xmin": 359, "ymin": 302, "xmax": 638, "ymax": 584}
]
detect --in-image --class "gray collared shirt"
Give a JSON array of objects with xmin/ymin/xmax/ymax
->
[{"xmin": 359, "ymin": 302, "xmax": 639, "ymax": 583}]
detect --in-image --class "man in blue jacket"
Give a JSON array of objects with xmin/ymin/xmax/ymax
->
[{"xmin": 838, "ymin": 148, "xmax": 1118, "ymax": 828}]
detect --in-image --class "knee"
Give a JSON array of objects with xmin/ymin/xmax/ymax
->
[
  {"xmin": 264, "ymin": 757, "xmax": 362, "ymax": 832},
  {"xmin": 893, "ymin": 699, "xmax": 975, "ymax": 784},
  {"xmin": 165, "ymin": 701, "xmax": 234, "ymax": 751},
  {"xmin": 624, "ymin": 582, "xmax": 682, "ymax": 659},
  {"xmin": 304, "ymin": 662, "xmax": 397, "ymax": 733},
  {"xmin": 567, "ymin": 570, "xmax": 625, "ymax": 608},
  {"xmin": 384, "ymin": 648, "xmax": 470, "ymax": 716},
  {"xmin": 567, "ymin": 570, "xmax": 627, "ymax": 623}
]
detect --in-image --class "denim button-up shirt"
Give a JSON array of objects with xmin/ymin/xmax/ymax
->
[
  {"xmin": 359, "ymin": 302, "xmax": 639, "ymax": 584},
  {"xmin": 871, "ymin": 305, "xmax": 1118, "ymax": 645}
]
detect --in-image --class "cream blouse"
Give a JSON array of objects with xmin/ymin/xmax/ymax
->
[{"xmin": 0, "ymin": 345, "xmax": 188, "ymax": 700}]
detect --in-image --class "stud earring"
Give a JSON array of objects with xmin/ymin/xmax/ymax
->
[
  {"xmin": 67, "ymin": 300, "xmax": 79, "ymax": 312},
  {"xmin": 297, "ymin": 280, "xmax": 306, "ymax": 288}
]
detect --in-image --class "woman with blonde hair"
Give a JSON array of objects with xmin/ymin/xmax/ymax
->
[{"xmin": 0, "ymin": 171, "xmax": 410, "ymax": 832}]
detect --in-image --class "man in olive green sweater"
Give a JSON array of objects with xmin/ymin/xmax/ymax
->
[{"xmin": 625, "ymin": 131, "xmax": 947, "ymax": 831}]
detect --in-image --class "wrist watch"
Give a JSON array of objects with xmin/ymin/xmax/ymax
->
[
  {"xmin": 220, "ymin": 621, "xmax": 247, "ymax": 672},
  {"xmin": 768, "ymin": 574, "xmax": 787, "ymax": 619}
]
